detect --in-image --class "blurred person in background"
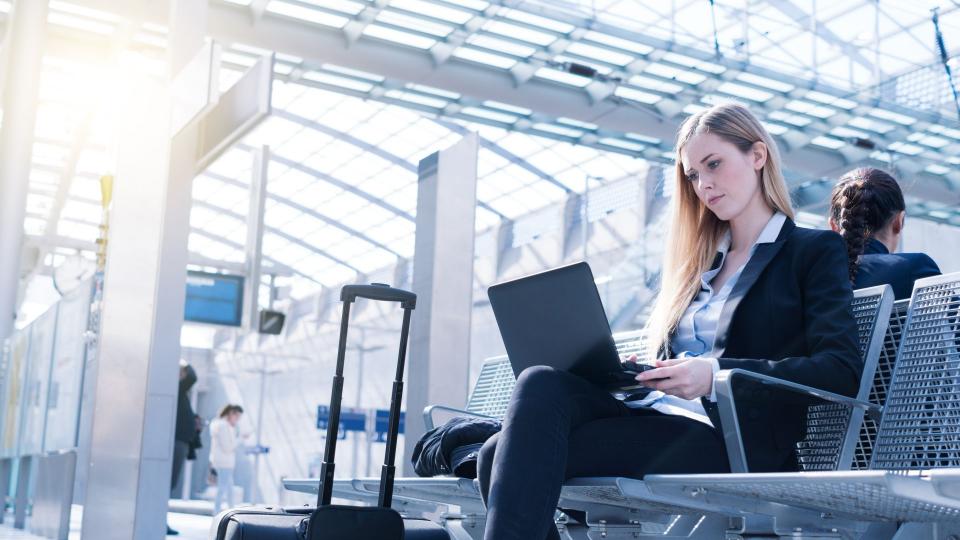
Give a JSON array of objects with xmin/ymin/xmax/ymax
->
[
  {"xmin": 167, "ymin": 361, "xmax": 201, "ymax": 536},
  {"xmin": 210, "ymin": 404, "xmax": 244, "ymax": 514}
]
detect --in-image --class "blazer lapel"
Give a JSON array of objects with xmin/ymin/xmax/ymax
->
[{"xmin": 709, "ymin": 220, "xmax": 795, "ymax": 358}]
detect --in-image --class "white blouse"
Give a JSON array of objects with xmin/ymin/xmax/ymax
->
[{"xmin": 625, "ymin": 212, "xmax": 788, "ymax": 426}]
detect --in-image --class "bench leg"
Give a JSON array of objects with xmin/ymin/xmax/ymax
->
[
  {"xmin": 892, "ymin": 522, "xmax": 960, "ymax": 540},
  {"xmin": 934, "ymin": 522, "xmax": 960, "ymax": 540},
  {"xmin": 444, "ymin": 514, "xmax": 486, "ymax": 540},
  {"xmin": 558, "ymin": 521, "xmax": 589, "ymax": 539},
  {"xmin": 579, "ymin": 515, "xmax": 729, "ymax": 539},
  {"xmin": 890, "ymin": 523, "xmax": 933, "ymax": 540},
  {"xmin": 684, "ymin": 515, "xmax": 737, "ymax": 539}
]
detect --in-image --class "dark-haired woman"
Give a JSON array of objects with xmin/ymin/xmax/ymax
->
[{"xmin": 829, "ymin": 168, "xmax": 941, "ymax": 299}]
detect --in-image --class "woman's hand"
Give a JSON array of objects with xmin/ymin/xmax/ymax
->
[{"xmin": 635, "ymin": 358, "xmax": 714, "ymax": 400}]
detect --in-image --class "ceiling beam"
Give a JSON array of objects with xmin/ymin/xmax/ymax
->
[
  {"xmin": 433, "ymin": 117, "xmax": 571, "ymax": 194},
  {"xmin": 764, "ymin": 0, "xmax": 877, "ymax": 74},
  {"xmin": 269, "ymin": 111, "xmax": 508, "ymax": 218},
  {"xmin": 234, "ymin": 142, "xmax": 416, "ymax": 222},
  {"xmin": 203, "ymin": 170, "xmax": 402, "ymax": 257},
  {"xmin": 25, "ymin": 233, "xmax": 296, "ymax": 277},
  {"xmin": 192, "ymin": 199, "xmax": 364, "ymax": 274}
]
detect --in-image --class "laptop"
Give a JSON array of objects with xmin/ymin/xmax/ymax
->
[{"xmin": 487, "ymin": 262, "xmax": 654, "ymax": 390}]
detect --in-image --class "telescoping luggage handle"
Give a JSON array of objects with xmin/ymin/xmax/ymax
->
[
  {"xmin": 317, "ymin": 283, "xmax": 416, "ymax": 510},
  {"xmin": 341, "ymin": 283, "xmax": 416, "ymax": 309}
]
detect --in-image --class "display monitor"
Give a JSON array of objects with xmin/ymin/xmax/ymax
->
[{"xmin": 184, "ymin": 271, "xmax": 244, "ymax": 327}]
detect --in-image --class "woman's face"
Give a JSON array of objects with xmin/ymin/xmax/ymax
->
[
  {"xmin": 228, "ymin": 412, "xmax": 241, "ymax": 426},
  {"xmin": 680, "ymin": 132, "xmax": 767, "ymax": 222}
]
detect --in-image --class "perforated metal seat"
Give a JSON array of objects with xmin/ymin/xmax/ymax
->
[
  {"xmin": 284, "ymin": 285, "xmax": 895, "ymax": 538},
  {"xmin": 791, "ymin": 286, "xmax": 895, "ymax": 471},
  {"xmin": 852, "ymin": 299, "xmax": 910, "ymax": 470},
  {"xmin": 645, "ymin": 273, "xmax": 960, "ymax": 534},
  {"xmin": 558, "ymin": 286, "xmax": 893, "ymax": 529}
]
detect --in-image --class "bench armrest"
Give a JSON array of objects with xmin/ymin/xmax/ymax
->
[
  {"xmin": 423, "ymin": 405, "xmax": 496, "ymax": 431},
  {"xmin": 715, "ymin": 368, "xmax": 880, "ymax": 473}
]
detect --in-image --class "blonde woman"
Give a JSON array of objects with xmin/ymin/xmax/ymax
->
[{"xmin": 476, "ymin": 103, "xmax": 861, "ymax": 540}]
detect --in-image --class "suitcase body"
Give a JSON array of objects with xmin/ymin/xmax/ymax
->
[
  {"xmin": 209, "ymin": 508, "xmax": 450, "ymax": 540},
  {"xmin": 209, "ymin": 284, "xmax": 450, "ymax": 540},
  {"xmin": 210, "ymin": 507, "xmax": 308, "ymax": 540}
]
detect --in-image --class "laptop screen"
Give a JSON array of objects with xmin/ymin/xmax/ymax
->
[{"xmin": 487, "ymin": 262, "xmax": 622, "ymax": 382}]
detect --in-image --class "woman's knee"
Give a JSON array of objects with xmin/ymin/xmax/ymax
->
[
  {"xmin": 476, "ymin": 433, "xmax": 499, "ymax": 502},
  {"xmin": 477, "ymin": 433, "xmax": 498, "ymax": 476},
  {"xmin": 514, "ymin": 365, "xmax": 568, "ymax": 397}
]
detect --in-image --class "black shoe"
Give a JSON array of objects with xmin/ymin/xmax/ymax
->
[{"xmin": 167, "ymin": 525, "xmax": 179, "ymax": 536}]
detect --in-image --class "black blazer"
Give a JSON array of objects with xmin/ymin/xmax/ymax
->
[
  {"xmin": 854, "ymin": 238, "xmax": 941, "ymax": 300},
  {"xmin": 663, "ymin": 218, "xmax": 861, "ymax": 472}
]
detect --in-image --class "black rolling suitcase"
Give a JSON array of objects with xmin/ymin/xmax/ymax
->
[{"xmin": 210, "ymin": 283, "xmax": 450, "ymax": 540}]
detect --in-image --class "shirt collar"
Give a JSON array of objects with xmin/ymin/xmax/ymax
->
[
  {"xmin": 714, "ymin": 211, "xmax": 786, "ymax": 255},
  {"xmin": 757, "ymin": 211, "xmax": 788, "ymax": 245},
  {"xmin": 705, "ymin": 211, "xmax": 786, "ymax": 279}
]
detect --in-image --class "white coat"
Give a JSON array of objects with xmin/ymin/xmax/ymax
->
[{"xmin": 209, "ymin": 417, "xmax": 238, "ymax": 469}]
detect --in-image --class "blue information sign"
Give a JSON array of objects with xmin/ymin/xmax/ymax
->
[
  {"xmin": 374, "ymin": 409, "xmax": 405, "ymax": 442},
  {"xmin": 317, "ymin": 405, "xmax": 366, "ymax": 440},
  {"xmin": 184, "ymin": 271, "xmax": 244, "ymax": 327}
]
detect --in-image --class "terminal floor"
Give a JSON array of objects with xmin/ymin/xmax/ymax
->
[{"xmin": 0, "ymin": 505, "xmax": 213, "ymax": 540}]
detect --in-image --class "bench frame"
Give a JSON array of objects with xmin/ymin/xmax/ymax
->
[{"xmin": 285, "ymin": 285, "xmax": 902, "ymax": 539}]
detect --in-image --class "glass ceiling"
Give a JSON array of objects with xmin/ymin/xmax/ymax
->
[
  {"xmin": 189, "ymin": 77, "xmax": 645, "ymax": 298},
  {"xmin": 15, "ymin": 0, "xmax": 960, "ymax": 311},
  {"xmin": 534, "ymin": 0, "xmax": 960, "ymax": 91},
  {"xmin": 203, "ymin": 0, "xmax": 960, "ymax": 187}
]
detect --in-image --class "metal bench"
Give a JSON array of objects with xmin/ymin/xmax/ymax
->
[
  {"xmin": 644, "ymin": 273, "xmax": 960, "ymax": 539},
  {"xmin": 554, "ymin": 284, "xmax": 894, "ymax": 538},
  {"xmin": 285, "ymin": 286, "xmax": 893, "ymax": 539}
]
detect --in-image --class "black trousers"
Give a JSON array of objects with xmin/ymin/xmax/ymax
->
[
  {"xmin": 477, "ymin": 366, "xmax": 730, "ymax": 540},
  {"xmin": 170, "ymin": 440, "xmax": 190, "ymax": 498}
]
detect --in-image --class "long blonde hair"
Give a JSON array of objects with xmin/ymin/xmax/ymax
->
[{"xmin": 643, "ymin": 103, "xmax": 795, "ymax": 358}]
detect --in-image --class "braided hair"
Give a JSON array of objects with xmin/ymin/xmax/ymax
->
[{"xmin": 829, "ymin": 168, "xmax": 906, "ymax": 282}]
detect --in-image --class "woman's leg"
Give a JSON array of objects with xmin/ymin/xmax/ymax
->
[
  {"xmin": 214, "ymin": 469, "xmax": 223, "ymax": 513},
  {"xmin": 223, "ymin": 468, "xmax": 235, "ymax": 509},
  {"xmin": 478, "ymin": 433, "xmax": 562, "ymax": 540},
  {"xmin": 564, "ymin": 408, "xmax": 730, "ymax": 479},
  {"xmin": 479, "ymin": 365, "xmax": 631, "ymax": 540},
  {"xmin": 477, "ymin": 394, "xmax": 729, "ymax": 539},
  {"xmin": 170, "ymin": 440, "xmax": 189, "ymax": 498},
  {"xmin": 215, "ymin": 467, "xmax": 235, "ymax": 512}
]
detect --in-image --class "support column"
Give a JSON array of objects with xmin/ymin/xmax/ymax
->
[
  {"xmin": 494, "ymin": 219, "xmax": 514, "ymax": 279},
  {"xmin": 79, "ymin": 1, "xmax": 205, "ymax": 538},
  {"xmin": 403, "ymin": 134, "xmax": 479, "ymax": 475},
  {"xmin": 249, "ymin": 148, "xmax": 272, "ymax": 505},
  {"xmin": 79, "ymin": 77, "xmax": 182, "ymax": 539},
  {"xmin": 0, "ymin": 0, "xmax": 49, "ymax": 342},
  {"xmin": 243, "ymin": 146, "xmax": 269, "ymax": 331},
  {"xmin": 562, "ymin": 193, "xmax": 584, "ymax": 261}
]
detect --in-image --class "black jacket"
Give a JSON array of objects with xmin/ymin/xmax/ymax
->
[
  {"xmin": 854, "ymin": 238, "xmax": 941, "ymax": 300},
  {"xmin": 175, "ymin": 365, "xmax": 198, "ymax": 443},
  {"xmin": 412, "ymin": 417, "xmax": 501, "ymax": 478},
  {"xmin": 663, "ymin": 219, "xmax": 861, "ymax": 472}
]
